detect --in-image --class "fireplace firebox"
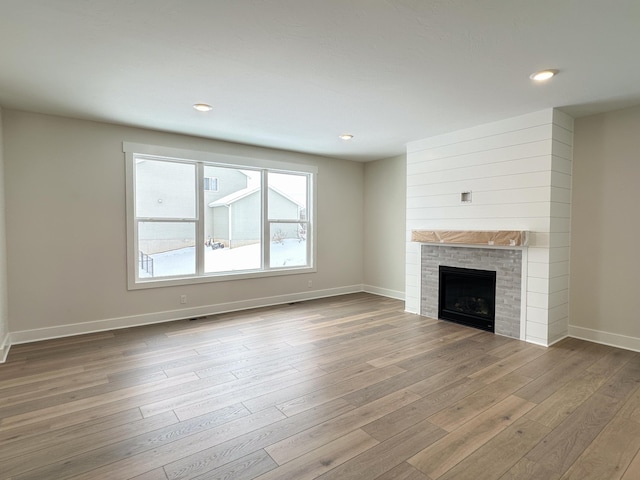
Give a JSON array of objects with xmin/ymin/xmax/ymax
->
[{"xmin": 438, "ymin": 266, "xmax": 496, "ymax": 332}]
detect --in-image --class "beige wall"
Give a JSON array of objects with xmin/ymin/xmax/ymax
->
[
  {"xmin": 3, "ymin": 110, "xmax": 364, "ymax": 338},
  {"xmin": 363, "ymin": 155, "xmax": 406, "ymax": 298},
  {"xmin": 570, "ymin": 105, "xmax": 640, "ymax": 349},
  {"xmin": 0, "ymin": 108, "xmax": 9, "ymax": 359}
]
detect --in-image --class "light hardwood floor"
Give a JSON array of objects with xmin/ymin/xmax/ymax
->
[{"xmin": 1, "ymin": 293, "xmax": 639, "ymax": 479}]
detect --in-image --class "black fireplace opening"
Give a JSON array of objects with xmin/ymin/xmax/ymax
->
[{"xmin": 438, "ymin": 266, "xmax": 496, "ymax": 332}]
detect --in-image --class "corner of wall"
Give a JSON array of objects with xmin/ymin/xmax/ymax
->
[
  {"xmin": 0, "ymin": 107, "xmax": 9, "ymax": 363},
  {"xmin": 0, "ymin": 332, "xmax": 10, "ymax": 363}
]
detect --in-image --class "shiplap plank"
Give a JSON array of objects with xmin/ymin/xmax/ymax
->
[
  {"xmin": 407, "ymin": 109, "xmax": 554, "ymax": 153},
  {"xmin": 409, "ymin": 143, "xmax": 553, "ymax": 174}
]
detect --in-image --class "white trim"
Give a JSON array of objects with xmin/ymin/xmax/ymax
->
[
  {"xmin": 123, "ymin": 142, "xmax": 318, "ymax": 174},
  {"xmin": 9, "ymin": 285, "xmax": 363, "ymax": 346},
  {"xmin": 548, "ymin": 334, "xmax": 569, "ymax": 347},
  {"xmin": 362, "ymin": 285, "xmax": 405, "ymax": 301},
  {"xmin": 125, "ymin": 151, "xmax": 136, "ymax": 289},
  {"xmin": 524, "ymin": 337, "xmax": 551, "ymax": 348},
  {"xmin": 520, "ymin": 248, "xmax": 528, "ymax": 341},
  {"xmin": 130, "ymin": 266, "xmax": 317, "ymax": 290},
  {"xmin": 569, "ymin": 325, "xmax": 640, "ymax": 353},
  {"xmin": 0, "ymin": 332, "xmax": 10, "ymax": 363}
]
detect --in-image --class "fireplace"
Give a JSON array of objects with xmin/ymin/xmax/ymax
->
[
  {"xmin": 420, "ymin": 245, "xmax": 522, "ymax": 338},
  {"xmin": 438, "ymin": 265, "xmax": 496, "ymax": 332}
]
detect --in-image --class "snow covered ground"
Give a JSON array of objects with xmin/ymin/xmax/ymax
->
[{"xmin": 140, "ymin": 239, "xmax": 307, "ymax": 278}]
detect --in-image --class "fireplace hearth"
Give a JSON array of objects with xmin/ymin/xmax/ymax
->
[{"xmin": 438, "ymin": 265, "xmax": 496, "ymax": 332}]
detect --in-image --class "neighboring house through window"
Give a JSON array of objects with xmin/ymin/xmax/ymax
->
[{"xmin": 124, "ymin": 142, "xmax": 317, "ymax": 289}]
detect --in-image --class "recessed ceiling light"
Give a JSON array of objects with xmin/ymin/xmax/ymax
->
[
  {"xmin": 193, "ymin": 103, "xmax": 213, "ymax": 112},
  {"xmin": 530, "ymin": 69, "xmax": 558, "ymax": 81},
  {"xmin": 338, "ymin": 134, "xmax": 354, "ymax": 140}
]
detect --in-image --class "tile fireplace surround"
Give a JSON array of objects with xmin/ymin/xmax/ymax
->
[{"xmin": 413, "ymin": 230, "xmax": 527, "ymax": 340}]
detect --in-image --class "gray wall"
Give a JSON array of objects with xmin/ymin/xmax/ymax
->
[
  {"xmin": 3, "ymin": 110, "xmax": 363, "ymax": 336},
  {"xmin": 570, "ymin": 105, "xmax": 640, "ymax": 349},
  {"xmin": 363, "ymin": 154, "xmax": 406, "ymax": 299}
]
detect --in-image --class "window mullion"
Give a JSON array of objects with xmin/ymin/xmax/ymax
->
[
  {"xmin": 262, "ymin": 169, "xmax": 270, "ymax": 269},
  {"xmin": 196, "ymin": 162, "xmax": 205, "ymax": 276}
]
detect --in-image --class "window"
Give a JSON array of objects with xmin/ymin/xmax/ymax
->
[
  {"xmin": 204, "ymin": 176, "xmax": 218, "ymax": 191},
  {"xmin": 125, "ymin": 143, "xmax": 316, "ymax": 289}
]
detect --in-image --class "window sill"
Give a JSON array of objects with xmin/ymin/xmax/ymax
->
[{"xmin": 128, "ymin": 265, "xmax": 317, "ymax": 290}]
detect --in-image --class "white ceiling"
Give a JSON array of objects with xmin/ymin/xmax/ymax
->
[{"xmin": 1, "ymin": 1, "xmax": 639, "ymax": 162}]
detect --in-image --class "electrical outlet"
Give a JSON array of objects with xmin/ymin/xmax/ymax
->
[
  {"xmin": 307, "ymin": 280, "xmax": 312, "ymax": 288},
  {"xmin": 180, "ymin": 294, "xmax": 187, "ymax": 304}
]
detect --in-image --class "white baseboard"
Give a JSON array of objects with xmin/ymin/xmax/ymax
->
[
  {"xmin": 569, "ymin": 325, "xmax": 640, "ymax": 353},
  {"xmin": 8, "ymin": 285, "xmax": 364, "ymax": 347},
  {"xmin": 0, "ymin": 332, "xmax": 10, "ymax": 363},
  {"xmin": 7, "ymin": 291, "xmax": 637, "ymax": 361},
  {"xmin": 362, "ymin": 285, "xmax": 405, "ymax": 301},
  {"xmin": 547, "ymin": 334, "xmax": 569, "ymax": 347}
]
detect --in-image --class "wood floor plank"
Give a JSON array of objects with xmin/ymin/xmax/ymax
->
[
  {"xmin": 524, "ymin": 368, "xmax": 609, "ymax": 428},
  {"xmin": 559, "ymin": 415, "xmax": 640, "ymax": 479},
  {"xmin": 190, "ymin": 449, "xmax": 277, "ymax": 480},
  {"xmin": 525, "ymin": 392, "xmax": 626, "ymax": 476},
  {"xmin": 0, "ymin": 410, "xmax": 179, "ymax": 478},
  {"xmin": 0, "ymin": 371, "xmax": 109, "ymax": 409},
  {"xmin": 514, "ymin": 342, "xmax": 608, "ymax": 403},
  {"xmin": 162, "ymin": 398, "xmax": 356, "ymax": 480},
  {"xmin": 0, "ymin": 365, "xmax": 85, "ymax": 388},
  {"xmin": 428, "ymin": 372, "xmax": 533, "ymax": 432},
  {"xmin": 0, "ymin": 372, "xmax": 198, "ymax": 430},
  {"xmin": 469, "ymin": 344, "xmax": 546, "ymax": 383},
  {"xmin": 242, "ymin": 364, "xmax": 404, "ymax": 415},
  {"xmin": 362, "ymin": 376, "xmax": 486, "ymax": 442},
  {"xmin": 251, "ymin": 429, "xmax": 378, "ymax": 480},
  {"xmin": 499, "ymin": 458, "xmax": 562, "ymax": 480},
  {"xmin": 0, "ymin": 369, "xmax": 169, "ymax": 421},
  {"xmin": 597, "ymin": 356, "xmax": 640, "ymax": 400},
  {"xmin": 141, "ymin": 364, "xmax": 309, "ymax": 418},
  {"xmin": 406, "ymin": 353, "xmax": 499, "ymax": 398},
  {"xmin": 408, "ymin": 395, "xmax": 536, "ymax": 479},
  {"xmin": 280, "ymin": 365, "xmax": 413, "ymax": 416},
  {"xmin": 0, "ymin": 407, "xmax": 143, "ymax": 453},
  {"xmin": 618, "ymin": 379, "xmax": 640, "ymax": 422},
  {"xmin": 373, "ymin": 462, "xmax": 433, "ymax": 480},
  {"xmin": 513, "ymin": 337, "xmax": 590, "ymax": 380},
  {"xmin": 266, "ymin": 388, "xmax": 420, "ymax": 465},
  {"xmin": 56, "ymin": 407, "xmax": 286, "ymax": 480},
  {"xmin": 131, "ymin": 468, "xmax": 169, "ymax": 480},
  {"xmin": 366, "ymin": 329, "xmax": 480, "ymax": 368},
  {"xmin": 315, "ymin": 418, "xmax": 445, "ymax": 480},
  {"xmin": 621, "ymin": 449, "xmax": 640, "ymax": 480},
  {"xmin": 437, "ymin": 417, "xmax": 550, "ymax": 480},
  {"xmin": 344, "ymin": 349, "xmax": 494, "ymax": 408}
]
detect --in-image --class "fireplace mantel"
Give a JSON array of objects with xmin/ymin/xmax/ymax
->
[{"xmin": 411, "ymin": 230, "xmax": 528, "ymax": 247}]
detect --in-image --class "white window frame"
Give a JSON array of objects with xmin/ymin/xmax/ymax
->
[{"xmin": 124, "ymin": 142, "xmax": 317, "ymax": 290}]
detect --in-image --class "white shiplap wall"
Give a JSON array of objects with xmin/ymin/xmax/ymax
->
[{"xmin": 405, "ymin": 108, "xmax": 573, "ymax": 346}]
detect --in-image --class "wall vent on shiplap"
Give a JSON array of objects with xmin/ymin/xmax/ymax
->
[{"xmin": 405, "ymin": 108, "xmax": 573, "ymax": 346}]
